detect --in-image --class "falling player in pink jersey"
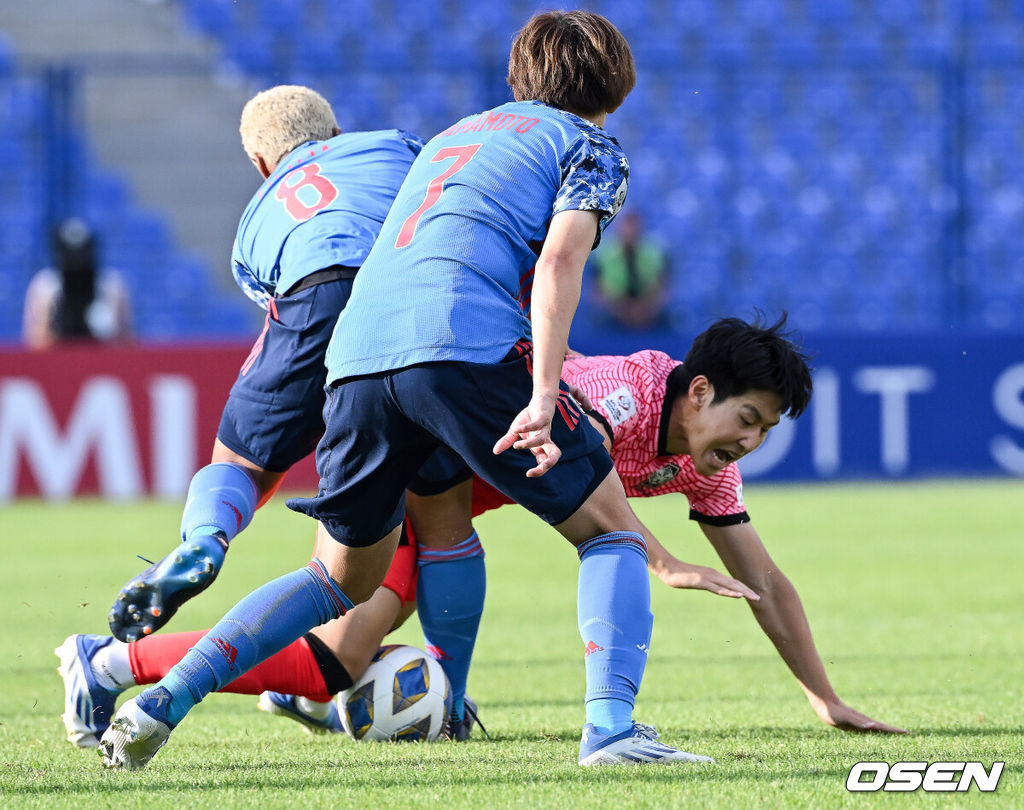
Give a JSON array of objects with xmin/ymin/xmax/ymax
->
[{"xmin": 60, "ymin": 316, "xmax": 904, "ymax": 745}]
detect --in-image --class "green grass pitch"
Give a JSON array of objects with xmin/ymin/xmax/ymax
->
[{"xmin": 1, "ymin": 480, "xmax": 1021, "ymax": 808}]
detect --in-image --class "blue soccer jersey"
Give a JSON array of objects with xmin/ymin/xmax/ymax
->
[
  {"xmin": 324, "ymin": 100, "xmax": 629, "ymax": 381},
  {"xmin": 231, "ymin": 130, "xmax": 424, "ymax": 309}
]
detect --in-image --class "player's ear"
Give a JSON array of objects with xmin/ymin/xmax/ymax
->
[
  {"xmin": 688, "ymin": 375, "xmax": 712, "ymax": 409},
  {"xmin": 250, "ymin": 152, "xmax": 273, "ymax": 179}
]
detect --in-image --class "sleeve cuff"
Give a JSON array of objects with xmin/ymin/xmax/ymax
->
[{"xmin": 689, "ymin": 509, "xmax": 750, "ymax": 527}]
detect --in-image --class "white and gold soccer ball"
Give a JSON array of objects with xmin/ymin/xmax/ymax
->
[{"xmin": 337, "ymin": 644, "xmax": 451, "ymax": 742}]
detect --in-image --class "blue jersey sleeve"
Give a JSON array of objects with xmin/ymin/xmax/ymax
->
[{"xmin": 553, "ymin": 132, "xmax": 630, "ymax": 247}]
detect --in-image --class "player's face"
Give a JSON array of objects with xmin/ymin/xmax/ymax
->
[{"xmin": 684, "ymin": 385, "xmax": 783, "ymax": 477}]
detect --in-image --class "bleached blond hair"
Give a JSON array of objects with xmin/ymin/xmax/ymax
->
[{"xmin": 239, "ymin": 85, "xmax": 338, "ymax": 168}]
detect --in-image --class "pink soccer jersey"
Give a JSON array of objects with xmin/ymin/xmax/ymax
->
[{"xmin": 562, "ymin": 350, "xmax": 749, "ymax": 524}]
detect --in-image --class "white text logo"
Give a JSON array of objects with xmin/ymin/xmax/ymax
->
[{"xmin": 846, "ymin": 761, "xmax": 1004, "ymax": 792}]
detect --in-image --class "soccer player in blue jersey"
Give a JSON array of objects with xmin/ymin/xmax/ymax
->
[
  {"xmin": 99, "ymin": 11, "xmax": 712, "ymax": 769},
  {"xmin": 100, "ymin": 85, "xmax": 422, "ymax": 643}
]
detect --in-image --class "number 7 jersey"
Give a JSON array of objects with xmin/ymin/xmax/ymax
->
[
  {"xmin": 231, "ymin": 129, "xmax": 424, "ymax": 309},
  {"xmin": 325, "ymin": 100, "xmax": 629, "ymax": 383}
]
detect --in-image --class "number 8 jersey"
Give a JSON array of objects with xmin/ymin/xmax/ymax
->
[
  {"xmin": 231, "ymin": 129, "xmax": 424, "ymax": 310},
  {"xmin": 325, "ymin": 100, "xmax": 629, "ymax": 383}
]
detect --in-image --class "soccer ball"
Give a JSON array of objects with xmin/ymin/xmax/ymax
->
[{"xmin": 337, "ymin": 644, "xmax": 452, "ymax": 742}]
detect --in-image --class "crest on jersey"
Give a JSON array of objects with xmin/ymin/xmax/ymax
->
[
  {"xmin": 599, "ymin": 386, "xmax": 637, "ymax": 427},
  {"xmin": 640, "ymin": 462, "xmax": 681, "ymax": 489},
  {"xmin": 611, "ymin": 174, "xmax": 629, "ymax": 216}
]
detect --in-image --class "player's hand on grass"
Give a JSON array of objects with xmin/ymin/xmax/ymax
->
[
  {"xmin": 815, "ymin": 699, "xmax": 908, "ymax": 734},
  {"xmin": 655, "ymin": 559, "xmax": 760, "ymax": 601},
  {"xmin": 493, "ymin": 393, "xmax": 561, "ymax": 477}
]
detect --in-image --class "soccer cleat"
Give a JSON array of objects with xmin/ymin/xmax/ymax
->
[
  {"xmin": 257, "ymin": 691, "xmax": 343, "ymax": 734},
  {"xmin": 108, "ymin": 534, "xmax": 227, "ymax": 642},
  {"xmin": 578, "ymin": 722, "xmax": 715, "ymax": 766},
  {"xmin": 444, "ymin": 696, "xmax": 489, "ymax": 742},
  {"xmin": 54, "ymin": 634, "xmax": 120, "ymax": 748},
  {"xmin": 98, "ymin": 687, "xmax": 176, "ymax": 770}
]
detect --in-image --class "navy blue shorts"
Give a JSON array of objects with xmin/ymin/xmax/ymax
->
[
  {"xmin": 287, "ymin": 351, "xmax": 613, "ymax": 546},
  {"xmin": 408, "ymin": 445, "xmax": 473, "ymax": 496},
  {"xmin": 217, "ymin": 278, "xmax": 353, "ymax": 472}
]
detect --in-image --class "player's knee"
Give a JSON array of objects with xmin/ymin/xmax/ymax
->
[
  {"xmin": 555, "ymin": 471, "xmax": 643, "ymax": 545},
  {"xmin": 406, "ymin": 481, "xmax": 474, "ymax": 547}
]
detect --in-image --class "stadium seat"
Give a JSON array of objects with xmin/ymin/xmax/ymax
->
[
  {"xmin": 181, "ymin": 0, "xmax": 238, "ymax": 36},
  {"xmin": 965, "ymin": 24, "xmax": 1024, "ymax": 65},
  {"xmin": 0, "ymin": 33, "xmax": 14, "ymax": 77},
  {"xmin": 7, "ymin": 0, "xmax": 1024, "ymax": 341}
]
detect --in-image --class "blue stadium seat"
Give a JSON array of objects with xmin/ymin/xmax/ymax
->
[
  {"xmin": 807, "ymin": 0, "xmax": 857, "ymax": 25},
  {"xmin": 288, "ymin": 29, "xmax": 343, "ymax": 75},
  {"xmin": 0, "ymin": 33, "xmax": 14, "ymax": 76},
  {"xmin": 7, "ymin": 0, "xmax": 1024, "ymax": 340},
  {"xmin": 965, "ymin": 24, "xmax": 1024, "ymax": 65},
  {"xmin": 221, "ymin": 30, "xmax": 278, "ymax": 81},
  {"xmin": 253, "ymin": 0, "xmax": 307, "ymax": 36},
  {"xmin": 773, "ymin": 26, "xmax": 824, "ymax": 66},
  {"xmin": 181, "ymin": 0, "xmax": 238, "ymax": 36},
  {"xmin": 960, "ymin": 0, "xmax": 998, "ymax": 23},
  {"xmin": 360, "ymin": 29, "xmax": 417, "ymax": 73}
]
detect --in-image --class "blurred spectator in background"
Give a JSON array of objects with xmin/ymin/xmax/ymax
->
[
  {"xmin": 591, "ymin": 211, "xmax": 669, "ymax": 330},
  {"xmin": 22, "ymin": 218, "xmax": 132, "ymax": 349}
]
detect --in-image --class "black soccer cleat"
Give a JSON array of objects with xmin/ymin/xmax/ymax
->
[{"xmin": 445, "ymin": 696, "xmax": 489, "ymax": 742}]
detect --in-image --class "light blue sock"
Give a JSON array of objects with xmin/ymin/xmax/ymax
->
[
  {"xmin": 179, "ymin": 462, "xmax": 260, "ymax": 548},
  {"xmin": 416, "ymin": 531, "xmax": 485, "ymax": 721},
  {"xmin": 153, "ymin": 559, "xmax": 351, "ymax": 725},
  {"xmin": 577, "ymin": 531, "xmax": 652, "ymax": 736}
]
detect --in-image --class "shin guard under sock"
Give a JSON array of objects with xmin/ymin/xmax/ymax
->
[
  {"xmin": 577, "ymin": 532, "xmax": 652, "ymax": 735},
  {"xmin": 416, "ymin": 532, "xmax": 485, "ymax": 720},
  {"xmin": 153, "ymin": 559, "xmax": 351, "ymax": 724}
]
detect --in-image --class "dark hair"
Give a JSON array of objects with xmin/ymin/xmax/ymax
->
[
  {"xmin": 507, "ymin": 10, "xmax": 635, "ymax": 116},
  {"xmin": 682, "ymin": 314, "xmax": 813, "ymax": 418}
]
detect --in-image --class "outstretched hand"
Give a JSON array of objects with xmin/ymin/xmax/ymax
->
[
  {"xmin": 655, "ymin": 558, "xmax": 760, "ymax": 601},
  {"xmin": 493, "ymin": 393, "xmax": 561, "ymax": 477},
  {"xmin": 815, "ymin": 699, "xmax": 908, "ymax": 734}
]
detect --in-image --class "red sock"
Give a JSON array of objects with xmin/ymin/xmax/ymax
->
[
  {"xmin": 381, "ymin": 522, "xmax": 419, "ymax": 604},
  {"xmin": 129, "ymin": 630, "xmax": 334, "ymax": 702}
]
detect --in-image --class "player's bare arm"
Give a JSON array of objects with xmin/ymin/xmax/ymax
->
[
  {"xmin": 642, "ymin": 526, "xmax": 759, "ymax": 601},
  {"xmin": 701, "ymin": 521, "xmax": 907, "ymax": 734},
  {"xmin": 493, "ymin": 209, "xmax": 601, "ymax": 477}
]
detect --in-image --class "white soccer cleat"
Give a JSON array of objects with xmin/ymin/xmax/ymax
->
[
  {"xmin": 54, "ymin": 634, "xmax": 120, "ymax": 748},
  {"xmin": 578, "ymin": 722, "xmax": 715, "ymax": 766},
  {"xmin": 257, "ymin": 691, "xmax": 344, "ymax": 734},
  {"xmin": 98, "ymin": 687, "xmax": 175, "ymax": 770}
]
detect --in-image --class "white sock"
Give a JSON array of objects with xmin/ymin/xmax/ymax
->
[
  {"xmin": 295, "ymin": 696, "xmax": 334, "ymax": 720},
  {"xmin": 90, "ymin": 639, "xmax": 136, "ymax": 692}
]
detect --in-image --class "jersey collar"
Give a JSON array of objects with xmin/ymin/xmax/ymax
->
[{"xmin": 657, "ymin": 364, "xmax": 687, "ymax": 457}]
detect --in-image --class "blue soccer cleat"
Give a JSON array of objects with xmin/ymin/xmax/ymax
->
[
  {"xmin": 578, "ymin": 722, "xmax": 715, "ymax": 766},
  {"xmin": 98, "ymin": 686, "xmax": 176, "ymax": 771},
  {"xmin": 108, "ymin": 534, "xmax": 227, "ymax": 642},
  {"xmin": 55, "ymin": 634, "xmax": 120, "ymax": 748},
  {"xmin": 257, "ymin": 691, "xmax": 344, "ymax": 734}
]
